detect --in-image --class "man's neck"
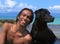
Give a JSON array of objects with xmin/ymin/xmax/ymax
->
[{"xmin": 16, "ymin": 22, "xmax": 26, "ymax": 30}]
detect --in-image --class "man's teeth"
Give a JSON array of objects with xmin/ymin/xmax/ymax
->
[{"xmin": 22, "ymin": 20, "xmax": 25, "ymax": 23}]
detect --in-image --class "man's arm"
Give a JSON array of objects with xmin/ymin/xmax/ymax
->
[
  {"xmin": 13, "ymin": 34, "xmax": 32, "ymax": 44},
  {"xmin": 24, "ymin": 34, "xmax": 32, "ymax": 42},
  {"xmin": 0, "ymin": 23, "xmax": 9, "ymax": 44}
]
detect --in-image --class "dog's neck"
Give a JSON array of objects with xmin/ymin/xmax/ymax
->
[
  {"xmin": 40, "ymin": 22, "xmax": 47, "ymax": 28},
  {"xmin": 33, "ymin": 21, "xmax": 48, "ymax": 31}
]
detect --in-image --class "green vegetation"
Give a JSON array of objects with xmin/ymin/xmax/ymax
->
[{"xmin": 0, "ymin": 19, "xmax": 16, "ymax": 26}]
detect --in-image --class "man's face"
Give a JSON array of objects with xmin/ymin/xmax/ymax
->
[{"xmin": 18, "ymin": 10, "xmax": 32, "ymax": 26}]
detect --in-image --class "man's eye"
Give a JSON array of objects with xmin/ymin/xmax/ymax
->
[
  {"xmin": 23, "ymin": 14, "xmax": 26, "ymax": 16},
  {"xmin": 27, "ymin": 17, "xmax": 31, "ymax": 19}
]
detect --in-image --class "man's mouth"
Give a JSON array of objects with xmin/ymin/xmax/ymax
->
[{"xmin": 21, "ymin": 20, "xmax": 26, "ymax": 24}]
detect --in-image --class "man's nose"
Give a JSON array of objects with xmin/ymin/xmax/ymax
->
[{"xmin": 24, "ymin": 16, "xmax": 27, "ymax": 19}]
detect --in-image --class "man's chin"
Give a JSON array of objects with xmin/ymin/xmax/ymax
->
[{"xmin": 20, "ymin": 24, "xmax": 26, "ymax": 27}]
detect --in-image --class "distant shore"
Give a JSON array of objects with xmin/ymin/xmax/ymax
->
[{"xmin": 0, "ymin": 19, "xmax": 16, "ymax": 26}]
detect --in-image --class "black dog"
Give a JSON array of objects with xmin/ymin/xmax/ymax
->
[{"xmin": 30, "ymin": 8, "xmax": 56, "ymax": 44}]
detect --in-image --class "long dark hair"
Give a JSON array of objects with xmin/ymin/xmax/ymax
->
[{"xmin": 16, "ymin": 8, "xmax": 34, "ymax": 24}]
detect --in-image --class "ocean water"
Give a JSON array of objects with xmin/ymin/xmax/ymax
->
[
  {"xmin": 0, "ymin": 15, "xmax": 60, "ymax": 25},
  {"xmin": 48, "ymin": 17, "xmax": 60, "ymax": 25}
]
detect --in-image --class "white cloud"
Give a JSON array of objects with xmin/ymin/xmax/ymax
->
[
  {"xmin": 0, "ymin": 1, "xmax": 1, "ymax": 4},
  {"xmin": 0, "ymin": 1, "xmax": 6, "ymax": 12},
  {"xmin": 0, "ymin": 0, "xmax": 16, "ymax": 9},
  {"xmin": 5, "ymin": 0, "xmax": 16, "ymax": 8},
  {"xmin": 16, "ymin": 2, "xmax": 37, "ymax": 11},
  {"xmin": 0, "ymin": 0, "xmax": 37, "ymax": 12},
  {"xmin": 0, "ymin": 0, "xmax": 17, "ymax": 12},
  {"xmin": 0, "ymin": 1, "xmax": 3, "ymax": 9},
  {"xmin": 48, "ymin": 5, "xmax": 60, "ymax": 13},
  {"xmin": 49, "ymin": 5, "xmax": 60, "ymax": 9}
]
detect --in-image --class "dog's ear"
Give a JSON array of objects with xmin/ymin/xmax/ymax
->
[
  {"xmin": 35, "ymin": 10, "xmax": 40, "ymax": 18},
  {"xmin": 35, "ymin": 10, "xmax": 39, "ymax": 14},
  {"xmin": 35, "ymin": 8, "xmax": 46, "ymax": 18}
]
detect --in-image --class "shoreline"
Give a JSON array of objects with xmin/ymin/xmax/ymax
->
[
  {"xmin": 0, "ymin": 19, "xmax": 16, "ymax": 26},
  {"xmin": 0, "ymin": 19, "xmax": 60, "ymax": 25}
]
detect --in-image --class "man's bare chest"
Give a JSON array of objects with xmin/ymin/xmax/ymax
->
[{"xmin": 7, "ymin": 30, "xmax": 22, "ymax": 41}]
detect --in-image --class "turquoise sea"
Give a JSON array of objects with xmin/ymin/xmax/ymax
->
[
  {"xmin": 0, "ymin": 13, "xmax": 60, "ymax": 25},
  {"xmin": 48, "ymin": 17, "xmax": 60, "ymax": 25}
]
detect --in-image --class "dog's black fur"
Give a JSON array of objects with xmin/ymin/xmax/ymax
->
[{"xmin": 30, "ymin": 8, "xmax": 56, "ymax": 44}]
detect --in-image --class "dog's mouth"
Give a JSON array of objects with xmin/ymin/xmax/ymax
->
[{"xmin": 45, "ymin": 17, "xmax": 55, "ymax": 23}]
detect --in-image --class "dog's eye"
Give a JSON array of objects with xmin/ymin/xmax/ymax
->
[{"xmin": 46, "ymin": 12, "xmax": 50, "ymax": 15}]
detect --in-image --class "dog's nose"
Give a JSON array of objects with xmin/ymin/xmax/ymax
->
[{"xmin": 51, "ymin": 17, "xmax": 54, "ymax": 22}]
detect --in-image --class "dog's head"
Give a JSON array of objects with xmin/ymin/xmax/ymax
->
[{"xmin": 35, "ymin": 8, "xmax": 54, "ymax": 23}]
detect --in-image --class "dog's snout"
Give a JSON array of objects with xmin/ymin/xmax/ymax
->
[
  {"xmin": 45, "ymin": 16, "xmax": 55, "ymax": 23},
  {"xmin": 51, "ymin": 17, "xmax": 54, "ymax": 22}
]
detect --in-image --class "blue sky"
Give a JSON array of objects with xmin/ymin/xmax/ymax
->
[{"xmin": 0, "ymin": 0, "xmax": 60, "ymax": 13}]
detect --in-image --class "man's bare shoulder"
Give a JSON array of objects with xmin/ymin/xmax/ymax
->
[{"xmin": 2, "ymin": 22, "xmax": 13, "ymax": 32}]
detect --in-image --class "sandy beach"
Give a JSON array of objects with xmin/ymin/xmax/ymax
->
[{"xmin": 48, "ymin": 25, "xmax": 60, "ymax": 39}]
